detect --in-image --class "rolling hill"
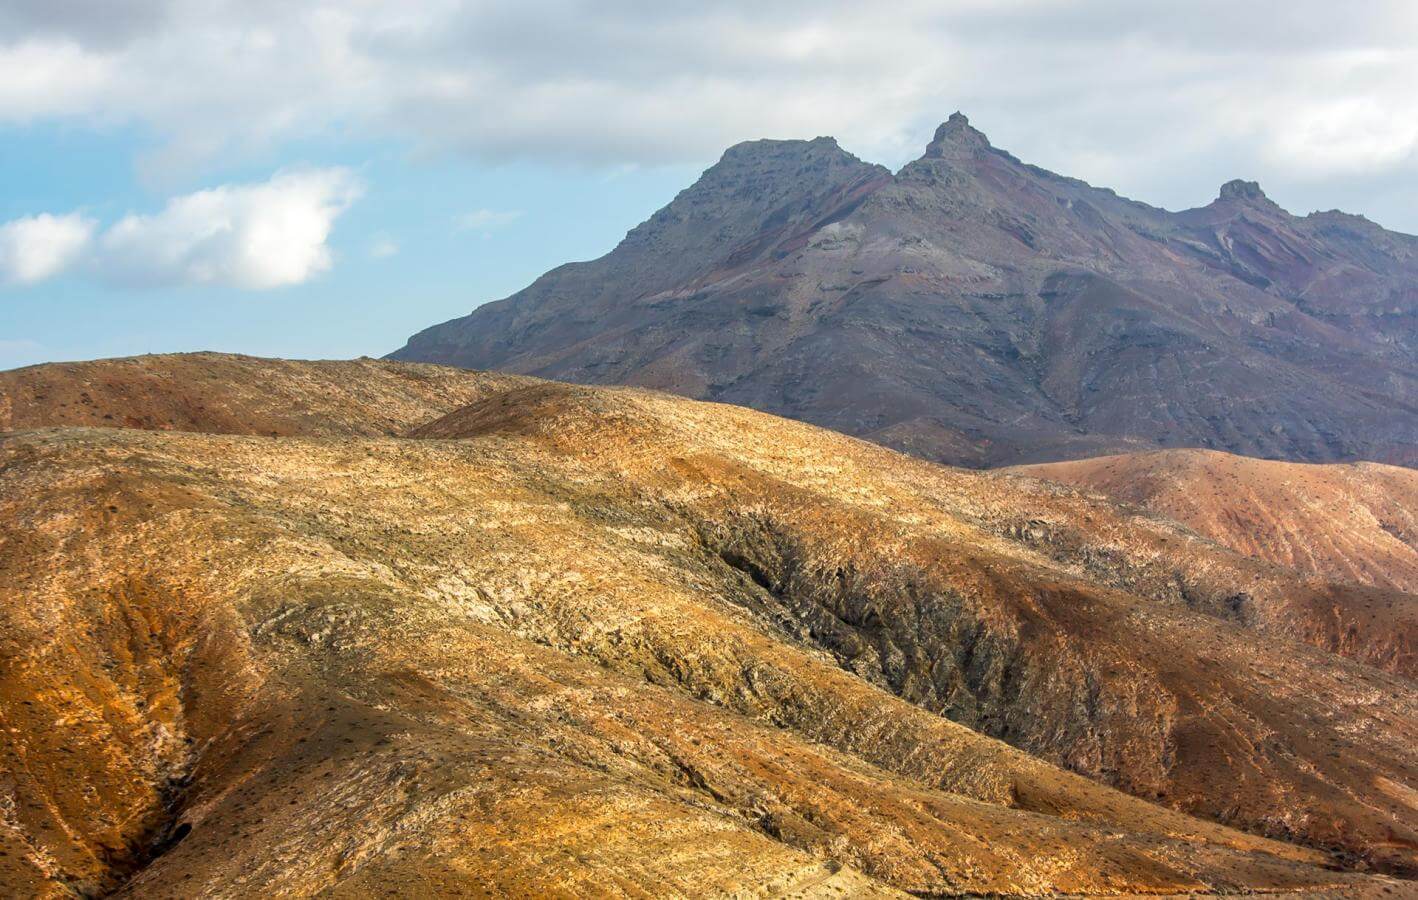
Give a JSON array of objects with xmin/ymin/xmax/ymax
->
[
  {"xmin": 1, "ymin": 354, "xmax": 1415, "ymax": 896},
  {"xmin": 1016, "ymin": 448, "xmax": 1418, "ymax": 594}
]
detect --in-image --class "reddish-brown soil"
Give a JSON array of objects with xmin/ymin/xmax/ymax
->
[{"xmin": 1017, "ymin": 449, "xmax": 1418, "ymax": 594}]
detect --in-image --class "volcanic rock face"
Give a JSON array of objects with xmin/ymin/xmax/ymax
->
[
  {"xmin": 392, "ymin": 115, "xmax": 1418, "ymax": 468},
  {"xmin": 2, "ymin": 354, "xmax": 1416, "ymax": 896}
]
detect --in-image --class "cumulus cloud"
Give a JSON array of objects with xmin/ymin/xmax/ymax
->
[
  {"xmin": 0, "ymin": 2, "xmax": 1416, "ymax": 220},
  {"xmin": 95, "ymin": 168, "xmax": 362, "ymax": 288},
  {"xmin": 0, "ymin": 168, "xmax": 361, "ymax": 289},
  {"xmin": 0, "ymin": 39, "xmax": 114, "ymax": 120},
  {"xmin": 0, "ymin": 213, "xmax": 96, "ymax": 284}
]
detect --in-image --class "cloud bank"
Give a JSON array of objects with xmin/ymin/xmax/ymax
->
[
  {"xmin": 0, "ymin": 2, "xmax": 1414, "ymax": 194},
  {"xmin": 0, "ymin": 1, "xmax": 1415, "ymax": 237},
  {"xmin": 0, "ymin": 168, "xmax": 361, "ymax": 289}
]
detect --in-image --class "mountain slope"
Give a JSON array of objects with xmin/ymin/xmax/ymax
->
[
  {"xmin": 1015, "ymin": 449, "xmax": 1418, "ymax": 594},
  {"xmin": 0, "ymin": 352, "xmax": 532, "ymax": 437},
  {"xmin": 6, "ymin": 429, "xmax": 1382, "ymax": 899},
  {"xmin": 2, "ymin": 355, "xmax": 1416, "ymax": 896},
  {"xmin": 392, "ymin": 114, "xmax": 1418, "ymax": 468}
]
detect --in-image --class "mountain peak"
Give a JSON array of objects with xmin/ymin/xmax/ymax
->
[
  {"xmin": 924, "ymin": 111, "xmax": 992, "ymax": 159},
  {"xmin": 397, "ymin": 115, "xmax": 1417, "ymax": 480},
  {"xmin": 719, "ymin": 135, "xmax": 841, "ymax": 163},
  {"xmin": 1217, "ymin": 179, "xmax": 1270, "ymax": 204}
]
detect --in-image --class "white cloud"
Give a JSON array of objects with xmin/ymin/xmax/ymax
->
[
  {"xmin": 0, "ymin": 168, "xmax": 361, "ymax": 290},
  {"xmin": 96, "ymin": 168, "xmax": 362, "ymax": 288},
  {"xmin": 0, "ymin": 213, "xmax": 95, "ymax": 284},
  {"xmin": 1266, "ymin": 95, "xmax": 1418, "ymax": 174},
  {"xmin": 0, "ymin": 2, "xmax": 1416, "ymax": 223},
  {"xmin": 455, "ymin": 208, "xmax": 522, "ymax": 235},
  {"xmin": 0, "ymin": 39, "xmax": 114, "ymax": 120}
]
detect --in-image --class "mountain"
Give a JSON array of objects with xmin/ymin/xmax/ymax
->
[
  {"xmin": 1016, "ymin": 448, "xmax": 1418, "ymax": 594},
  {"xmin": 2, "ymin": 354, "xmax": 1416, "ymax": 896},
  {"xmin": 392, "ymin": 114, "xmax": 1418, "ymax": 469}
]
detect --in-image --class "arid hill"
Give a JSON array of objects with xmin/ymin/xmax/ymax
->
[
  {"xmin": 2, "ymin": 355, "xmax": 1415, "ymax": 897},
  {"xmin": 392, "ymin": 115, "xmax": 1418, "ymax": 469},
  {"xmin": 1016, "ymin": 449, "xmax": 1418, "ymax": 595},
  {"xmin": 0, "ymin": 352, "xmax": 531, "ymax": 437}
]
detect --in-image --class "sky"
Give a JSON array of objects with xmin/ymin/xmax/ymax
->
[{"xmin": 2, "ymin": 1, "xmax": 1417, "ymax": 370}]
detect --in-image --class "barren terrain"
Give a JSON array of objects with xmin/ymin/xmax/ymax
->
[
  {"xmin": 1, "ymin": 355, "xmax": 1414, "ymax": 897},
  {"xmin": 1017, "ymin": 449, "xmax": 1418, "ymax": 594}
]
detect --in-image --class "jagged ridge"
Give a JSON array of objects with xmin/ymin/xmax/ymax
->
[{"xmin": 392, "ymin": 115, "xmax": 1418, "ymax": 469}]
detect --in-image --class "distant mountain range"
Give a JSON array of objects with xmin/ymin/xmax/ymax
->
[{"xmin": 392, "ymin": 114, "xmax": 1418, "ymax": 468}]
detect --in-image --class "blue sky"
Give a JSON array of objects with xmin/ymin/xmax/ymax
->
[
  {"xmin": 1, "ymin": 122, "xmax": 700, "ymax": 368},
  {"xmin": 3, "ymin": 1, "xmax": 1416, "ymax": 371}
]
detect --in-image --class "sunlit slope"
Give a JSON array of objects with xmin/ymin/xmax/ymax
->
[
  {"xmin": 1017, "ymin": 448, "xmax": 1418, "ymax": 594},
  {"xmin": 2, "ymin": 356, "xmax": 1415, "ymax": 895},
  {"xmin": 0, "ymin": 352, "xmax": 532, "ymax": 437}
]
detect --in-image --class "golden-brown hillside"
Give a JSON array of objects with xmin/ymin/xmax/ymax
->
[
  {"xmin": 0, "ymin": 352, "xmax": 531, "ymax": 437},
  {"xmin": 2, "ymin": 356, "xmax": 1415, "ymax": 897},
  {"xmin": 1016, "ymin": 449, "xmax": 1418, "ymax": 595}
]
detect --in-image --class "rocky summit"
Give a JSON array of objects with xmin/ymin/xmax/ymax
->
[
  {"xmin": 392, "ymin": 115, "xmax": 1418, "ymax": 468},
  {"xmin": 2, "ymin": 353, "xmax": 1416, "ymax": 897}
]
